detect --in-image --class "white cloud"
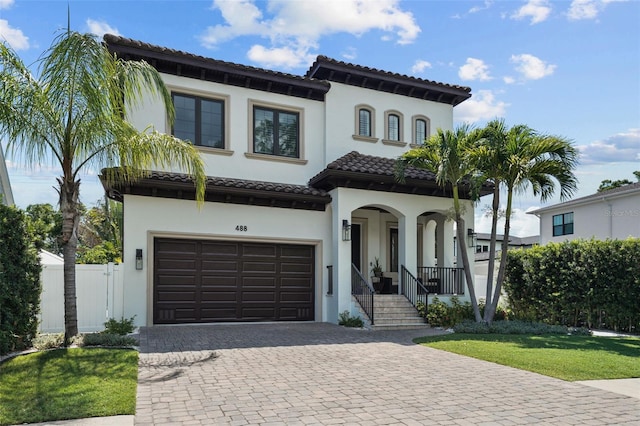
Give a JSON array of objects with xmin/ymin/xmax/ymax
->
[
  {"xmin": 458, "ymin": 58, "xmax": 492, "ymax": 81},
  {"xmin": 469, "ymin": 0, "xmax": 494, "ymax": 14},
  {"xmin": 511, "ymin": 0, "xmax": 552, "ymax": 25},
  {"xmin": 0, "ymin": 19, "xmax": 29, "ymax": 50},
  {"xmin": 510, "ymin": 53, "xmax": 556, "ymax": 80},
  {"xmin": 86, "ymin": 19, "xmax": 121, "ymax": 37},
  {"xmin": 577, "ymin": 128, "xmax": 640, "ymax": 164},
  {"xmin": 411, "ymin": 59, "xmax": 431, "ymax": 74},
  {"xmin": 200, "ymin": 0, "xmax": 420, "ymax": 69},
  {"xmin": 503, "ymin": 76, "xmax": 516, "ymax": 84},
  {"xmin": 341, "ymin": 47, "xmax": 357, "ymax": 61},
  {"xmin": 453, "ymin": 90, "xmax": 508, "ymax": 124},
  {"xmin": 0, "ymin": 0, "xmax": 14, "ymax": 9},
  {"xmin": 566, "ymin": 0, "xmax": 624, "ymax": 21},
  {"xmin": 247, "ymin": 44, "xmax": 313, "ymax": 68}
]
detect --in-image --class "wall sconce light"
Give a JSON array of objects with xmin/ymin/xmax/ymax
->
[
  {"xmin": 342, "ymin": 219, "xmax": 351, "ymax": 241},
  {"xmin": 135, "ymin": 249, "xmax": 143, "ymax": 270},
  {"xmin": 467, "ymin": 228, "xmax": 477, "ymax": 248}
]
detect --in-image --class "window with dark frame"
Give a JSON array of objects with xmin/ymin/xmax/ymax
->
[
  {"xmin": 552, "ymin": 212, "xmax": 574, "ymax": 236},
  {"xmin": 253, "ymin": 106, "xmax": 299, "ymax": 158},
  {"xmin": 387, "ymin": 114, "xmax": 400, "ymax": 141},
  {"xmin": 390, "ymin": 228, "xmax": 398, "ymax": 273},
  {"xmin": 172, "ymin": 93, "xmax": 224, "ymax": 149},
  {"xmin": 415, "ymin": 118, "xmax": 427, "ymax": 144},
  {"xmin": 358, "ymin": 108, "xmax": 372, "ymax": 137}
]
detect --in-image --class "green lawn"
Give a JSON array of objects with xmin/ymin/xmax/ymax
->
[
  {"xmin": 0, "ymin": 348, "xmax": 138, "ymax": 425},
  {"xmin": 414, "ymin": 334, "xmax": 640, "ymax": 381}
]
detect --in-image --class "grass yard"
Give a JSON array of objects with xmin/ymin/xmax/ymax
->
[
  {"xmin": 414, "ymin": 334, "xmax": 640, "ymax": 381},
  {"xmin": 0, "ymin": 348, "xmax": 138, "ymax": 425}
]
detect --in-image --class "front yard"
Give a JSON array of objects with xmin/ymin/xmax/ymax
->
[
  {"xmin": 415, "ymin": 333, "xmax": 640, "ymax": 381},
  {"xmin": 0, "ymin": 348, "xmax": 138, "ymax": 425}
]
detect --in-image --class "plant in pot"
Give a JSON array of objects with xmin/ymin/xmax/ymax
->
[{"xmin": 371, "ymin": 257, "xmax": 383, "ymax": 280}]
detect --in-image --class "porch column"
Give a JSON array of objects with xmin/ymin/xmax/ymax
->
[
  {"xmin": 424, "ymin": 220, "xmax": 437, "ymax": 267},
  {"xmin": 442, "ymin": 219, "xmax": 456, "ymax": 268},
  {"xmin": 332, "ymin": 189, "xmax": 353, "ymax": 316},
  {"xmin": 398, "ymin": 215, "xmax": 417, "ymax": 284}
]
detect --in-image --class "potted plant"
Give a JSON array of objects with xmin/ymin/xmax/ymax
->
[{"xmin": 371, "ymin": 257, "xmax": 383, "ymax": 279}]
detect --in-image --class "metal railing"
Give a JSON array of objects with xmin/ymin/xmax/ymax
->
[
  {"xmin": 351, "ymin": 263, "xmax": 375, "ymax": 325},
  {"xmin": 416, "ymin": 266, "xmax": 465, "ymax": 295},
  {"xmin": 326, "ymin": 265, "xmax": 333, "ymax": 295},
  {"xmin": 400, "ymin": 265, "xmax": 429, "ymax": 313}
]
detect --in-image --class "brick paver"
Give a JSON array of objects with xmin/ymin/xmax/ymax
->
[{"xmin": 136, "ymin": 323, "xmax": 640, "ymax": 425}]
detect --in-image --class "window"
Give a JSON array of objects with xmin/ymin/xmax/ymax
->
[
  {"xmin": 389, "ymin": 228, "xmax": 398, "ymax": 273},
  {"xmin": 359, "ymin": 108, "xmax": 372, "ymax": 137},
  {"xmin": 412, "ymin": 115, "xmax": 430, "ymax": 146},
  {"xmin": 383, "ymin": 110, "xmax": 404, "ymax": 144},
  {"xmin": 172, "ymin": 93, "xmax": 224, "ymax": 148},
  {"xmin": 387, "ymin": 114, "xmax": 400, "ymax": 141},
  {"xmin": 253, "ymin": 106, "xmax": 299, "ymax": 158},
  {"xmin": 553, "ymin": 212, "xmax": 574, "ymax": 236}
]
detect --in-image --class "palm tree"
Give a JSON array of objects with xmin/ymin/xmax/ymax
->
[
  {"xmin": 479, "ymin": 120, "xmax": 578, "ymax": 323},
  {"xmin": 398, "ymin": 125, "xmax": 484, "ymax": 322},
  {"xmin": 0, "ymin": 31, "xmax": 206, "ymax": 344}
]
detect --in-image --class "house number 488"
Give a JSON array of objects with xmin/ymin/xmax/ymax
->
[{"xmin": 235, "ymin": 225, "xmax": 248, "ymax": 232}]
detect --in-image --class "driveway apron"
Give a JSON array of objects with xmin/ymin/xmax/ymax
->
[{"xmin": 135, "ymin": 323, "xmax": 639, "ymax": 425}]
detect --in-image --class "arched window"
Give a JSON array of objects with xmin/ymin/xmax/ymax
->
[
  {"xmin": 387, "ymin": 114, "xmax": 400, "ymax": 141},
  {"xmin": 359, "ymin": 108, "xmax": 372, "ymax": 137},
  {"xmin": 412, "ymin": 115, "xmax": 431, "ymax": 145}
]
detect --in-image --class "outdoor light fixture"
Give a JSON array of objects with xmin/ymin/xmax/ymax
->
[
  {"xmin": 135, "ymin": 249, "xmax": 143, "ymax": 270},
  {"xmin": 467, "ymin": 228, "xmax": 477, "ymax": 248},
  {"xmin": 342, "ymin": 219, "xmax": 352, "ymax": 241}
]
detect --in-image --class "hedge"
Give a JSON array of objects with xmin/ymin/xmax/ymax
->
[
  {"xmin": 503, "ymin": 239, "xmax": 640, "ymax": 333},
  {"xmin": 0, "ymin": 204, "xmax": 42, "ymax": 355}
]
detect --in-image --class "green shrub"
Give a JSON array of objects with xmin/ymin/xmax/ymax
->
[
  {"xmin": 77, "ymin": 333, "xmax": 138, "ymax": 347},
  {"xmin": 453, "ymin": 320, "xmax": 592, "ymax": 335},
  {"xmin": 504, "ymin": 239, "xmax": 640, "ymax": 333},
  {"xmin": 0, "ymin": 205, "xmax": 42, "ymax": 355},
  {"xmin": 103, "ymin": 316, "xmax": 136, "ymax": 335},
  {"xmin": 426, "ymin": 297, "xmax": 451, "ymax": 327},
  {"xmin": 32, "ymin": 333, "xmax": 64, "ymax": 350},
  {"xmin": 338, "ymin": 311, "xmax": 364, "ymax": 328}
]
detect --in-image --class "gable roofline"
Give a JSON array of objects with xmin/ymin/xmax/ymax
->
[
  {"xmin": 103, "ymin": 34, "xmax": 331, "ymax": 102},
  {"xmin": 305, "ymin": 55, "xmax": 472, "ymax": 106},
  {"xmin": 528, "ymin": 182, "xmax": 640, "ymax": 215}
]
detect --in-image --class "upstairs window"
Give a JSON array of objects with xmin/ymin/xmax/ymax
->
[
  {"xmin": 253, "ymin": 106, "xmax": 299, "ymax": 158},
  {"xmin": 387, "ymin": 114, "xmax": 400, "ymax": 141},
  {"xmin": 359, "ymin": 108, "xmax": 372, "ymax": 137},
  {"xmin": 553, "ymin": 212, "xmax": 574, "ymax": 236},
  {"xmin": 412, "ymin": 115, "xmax": 430, "ymax": 145},
  {"xmin": 172, "ymin": 93, "xmax": 224, "ymax": 149}
]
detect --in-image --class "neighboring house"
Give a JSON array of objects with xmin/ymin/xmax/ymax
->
[
  {"xmin": 101, "ymin": 35, "xmax": 490, "ymax": 327},
  {"xmin": 0, "ymin": 145, "xmax": 14, "ymax": 206},
  {"xmin": 528, "ymin": 182, "xmax": 640, "ymax": 245}
]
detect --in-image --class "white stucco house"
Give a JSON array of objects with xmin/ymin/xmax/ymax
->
[
  {"xmin": 0, "ymin": 145, "xmax": 14, "ymax": 206},
  {"xmin": 101, "ymin": 35, "xmax": 490, "ymax": 328},
  {"xmin": 528, "ymin": 182, "xmax": 640, "ymax": 245}
]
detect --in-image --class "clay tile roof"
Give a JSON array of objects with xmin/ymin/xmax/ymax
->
[
  {"xmin": 306, "ymin": 55, "xmax": 471, "ymax": 106},
  {"xmin": 103, "ymin": 34, "xmax": 330, "ymax": 101},
  {"xmin": 324, "ymin": 151, "xmax": 436, "ymax": 180}
]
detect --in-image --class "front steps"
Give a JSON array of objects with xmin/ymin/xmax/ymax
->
[{"xmin": 364, "ymin": 294, "xmax": 430, "ymax": 330}]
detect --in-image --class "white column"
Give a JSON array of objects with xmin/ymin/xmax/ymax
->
[
  {"xmin": 425, "ymin": 220, "xmax": 437, "ymax": 267},
  {"xmin": 332, "ymin": 189, "xmax": 353, "ymax": 316},
  {"xmin": 442, "ymin": 218, "xmax": 456, "ymax": 268}
]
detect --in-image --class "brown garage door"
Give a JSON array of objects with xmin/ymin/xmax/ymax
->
[{"xmin": 153, "ymin": 238, "xmax": 315, "ymax": 324}]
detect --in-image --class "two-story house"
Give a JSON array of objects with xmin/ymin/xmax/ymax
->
[
  {"xmin": 102, "ymin": 35, "xmax": 489, "ymax": 328},
  {"xmin": 528, "ymin": 183, "xmax": 640, "ymax": 245}
]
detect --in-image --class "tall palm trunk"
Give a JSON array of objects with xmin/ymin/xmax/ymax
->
[
  {"xmin": 453, "ymin": 186, "xmax": 482, "ymax": 322},
  {"xmin": 486, "ymin": 188, "xmax": 514, "ymax": 323},
  {"xmin": 59, "ymin": 177, "xmax": 80, "ymax": 344},
  {"xmin": 483, "ymin": 183, "xmax": 500, "ymax": 322}
]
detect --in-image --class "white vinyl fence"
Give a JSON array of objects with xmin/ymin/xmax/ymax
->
[{"xmin": 39, "ymin": 263, "xmax": 125, "ymax": 333}]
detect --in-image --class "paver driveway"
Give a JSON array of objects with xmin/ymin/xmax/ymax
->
[{"xmin": 136, "ymin": 323, "xmax": 639, "ymax": 425}]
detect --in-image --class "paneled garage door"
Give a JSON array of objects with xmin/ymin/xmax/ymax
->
[{"xmin": 153, "ymin": 238, "xmax": 315, "ymax": 324}]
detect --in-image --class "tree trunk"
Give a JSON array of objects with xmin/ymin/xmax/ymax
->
[
  {"xmin": 59, "ymin": 177, "xmax": 80, "ymax": 345},
  {"xmin": 487, "ymin": 188, "xmax": 514, "ymax": 323},
  {"xmin": 453, "ymin": 186, "xmax": 482, "ymax": 322},
  {"xmin": 483, "ymin": 182, "xmax": 500, "ymax": 322}
]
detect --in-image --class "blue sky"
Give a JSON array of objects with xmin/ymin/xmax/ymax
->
[{"xmin": 1, "ymin": 0, "xmax": 639, "ymax": 236}]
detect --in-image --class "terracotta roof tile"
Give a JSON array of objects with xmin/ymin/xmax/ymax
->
[{"xmin": 323, "ymin": 151, "xmax": 437, "ymax": 181}]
